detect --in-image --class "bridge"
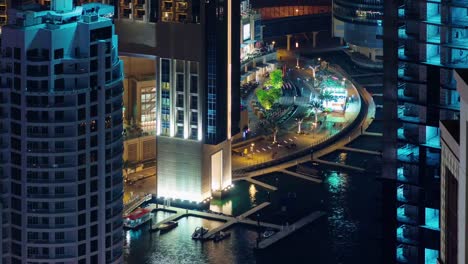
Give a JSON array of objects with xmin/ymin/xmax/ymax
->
[{"xmin": 123, "ymin": 194, "xmax": 152, "ymax": 216}]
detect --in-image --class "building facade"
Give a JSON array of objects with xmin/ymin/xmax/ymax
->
[
  {"xmin": 332, "ymin": 0, "xmax": 383, "ymax": 67},
  {"xmin": 0, "ymin": 2, "xmax": 124, "ymax": 263},
  {"xmin": 439, "ymin": 69, "xmax": 468, "ymax": 264},
  {"xmin": 383, "ymin": 0, "xmax": 468, "ymax": 263},
  {"xmin": 155, "ymin": 0, "xmax": 240, "ymax": 202}
]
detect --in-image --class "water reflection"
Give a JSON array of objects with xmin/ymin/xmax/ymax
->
[
  {"xmin": 248, "ymin": 184, "xmax": 258, "ymax": 206},
  {"xmin": 338, "ymin": 152, "xmax": 347, "ymax": 164},
  {"xmin": 325, "ymin": 170, "xmax": 358, "ymax": 260},
  {"xmin": 209, "ymin": 200, "xmax": 233, "ymax": 215}
]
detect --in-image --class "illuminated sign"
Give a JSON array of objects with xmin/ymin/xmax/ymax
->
[{"xmin": 243, "ymin": 23, "xmax": 250, "ymax": 41}]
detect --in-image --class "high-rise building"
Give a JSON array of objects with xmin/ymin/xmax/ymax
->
[
  {"xmin": 383, "ymin": 0, "xmax": 467, "ymax": 263},
  {"xmin": 155, "ymin": 0, "xmax": 240, "ymax": 202},
  {"xmin": 332, "ymin": 0, "xmax": 383, "ymax": 68},
  {"xmin": 440, "ymin": 69, "xmax": 468, "ymax": 264},
  {"xmin": 0, "ymin": 1, "xmax": 124, "ymax": 263}
]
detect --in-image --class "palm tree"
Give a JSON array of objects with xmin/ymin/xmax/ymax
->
[
  {"xmin": 295, "ymin": 113, "xmax": 306, "ymax": 134},
  {"xmin": 319, "ymin": 90, "xmax": 335, "ymax": 109},
  {"xmin": 262, "ymin": 115, "xmax": 282, "ymax": 144},
  {"xmin": 308, "ymin": 100, "xmax": 323, "ymax": 124}
]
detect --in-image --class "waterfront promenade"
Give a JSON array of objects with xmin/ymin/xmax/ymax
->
[{"xmin": 232, "ymin": 57, "xmax": 376, "ymax": 182}]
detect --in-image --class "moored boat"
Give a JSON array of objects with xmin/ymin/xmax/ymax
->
[
  {"xmin": 192, "ymin": 227, "xmax": 209, "ymax": 240},
  {"xmin": 123, "ymin": 208, "xmax": 152, "ymax": 229},
  {"xmin": 157, "ymin": 221, "xmax": 178, "ymax": 232},
  {"xmin": 262, "ymin": 230, "xmax": 275, "ymax": 239}
]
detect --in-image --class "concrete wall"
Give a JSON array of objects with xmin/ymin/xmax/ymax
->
[{"xmin": 123, "ymin": 135, "xmax": 157, "ymax": 163}]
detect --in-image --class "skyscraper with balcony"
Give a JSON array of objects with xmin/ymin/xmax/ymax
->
[
  {"xmin": 0, "ymin": 1, "xmax": 124, "ymax": 263},
  {"xmin": 332, "ymin": 0, "xmax": 383, "ymax": 68},
  {"xmin": 382, "ymin": 0, "xmax": 467, "ymax": 263},
  {"xmin": 155, "ymin": 0, "xmax": 240, "ymax": 202}
]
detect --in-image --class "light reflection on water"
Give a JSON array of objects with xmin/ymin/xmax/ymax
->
[
  {"xmin": 125, "ymin": 161, "xmax": 381, "ymax": 263},
  {"xmin": 124, "ymin": 212, "xmax": 258, "ymax": 264},
  {"xmin": 324, "ymin": 169, "xmax": 366, "ymax": 261},
  {"xmin": 209, "ymin": 200, "xmax": 233, "ymax": 215},
  {"xmin": 248, "ymin": 184, "xmax": 258, "ymax": 206}
]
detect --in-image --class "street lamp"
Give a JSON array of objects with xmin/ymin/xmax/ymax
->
[
  {"xmin": 295, "ymin": 41, "xmax": 299, "ymax": 48},
  {"xmin": 272, "ymin": 41, "xmax": 276, "ymax": 47}
]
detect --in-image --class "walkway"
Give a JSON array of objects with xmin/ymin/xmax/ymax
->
[
  {"xmin": 340, "ymin": 146, "xmax": 382, "ymax": 156},
  {"xmin": 123, "ymin": 194, "xmax": 152, "ymax": 216},
  {"xmin": 233, "ymin": 61, "xmax": 376, "ymax": 177},
  {"xmin": 233, "ymin": 64, "xmax": 362, "ymax": 171},
  {"xmin": 203, "ymin": 202, "xmax": 274, "ymax": 239},
  {"xmin": 244, "ymin": 177, "xmax": 278, "ymax": 191},
  {"xmin": 279, "ymin": 169, "xmax": 322, "ymax": 183},
  {"xmin": 363, "ymin": 131, "xmax": 382, "ymax": 137},
  {"xmin": 149, "ymin": 202, "xmax": 283, "ymax": 238},
  {"xmin": 312, "ymin": 159, "xmax": 365, "ymax": 172},
  {"xmin": 257, "ymin": 211, "xmax": 326, "ymax": 249}
]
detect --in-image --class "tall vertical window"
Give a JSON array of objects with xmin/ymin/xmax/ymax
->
[
  {"xmin": 141, "ymin": 86, "xmax": 156, "ymax": 134},
  {"xmin": 160, "ymin": 59, "xmax": 171, "ymax": 135}
]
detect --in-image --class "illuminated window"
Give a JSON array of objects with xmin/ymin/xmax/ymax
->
[{"xmin": 176, "ymin": 2, "xmax": 187, "ymax": 11}]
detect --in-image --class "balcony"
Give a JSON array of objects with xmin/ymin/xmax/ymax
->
[
  {"xmin": 27, "ymin": 163, "xmax": 75, "ymax": 169},
  {"xmin": 26, "ymin": 148, "xmax": 76, "ymax": 154},
  {"xmin": 26, "ymin": 192, "xmax": 75, "ymax": 199},
  {"xmin": 398, "ymin": 105, "xmax": 422, "ymax": 124},
  {"xmin": 397, "ymin": 225, "xmax": 419, "ymax": 244},
  {"xmin": 397, "ymin": 244, "xmax": 419, "ymax": 263},
  {"xmin": 397, "ymin": 204, "xmax": 418, "ymax": 225},
  {"xmin": 397, "ymin": 166, "xmax": 419, "ymax": 184},
  {"xmin": 397, "ymin": 144, "xmax": 419, "ymax": 163},
  {"xmin": 27, "ymin": 208, "xmax": 75, "ymax": 214},
  {"xmin": 397, "ymin": 184, "xmax": 419, "ymax": 204}
]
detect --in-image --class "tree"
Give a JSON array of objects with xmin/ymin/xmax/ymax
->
[
  {"xmin": 265, "ymin": 69, "xmax": 283, "ymax": 90},
  {"xmin": 256, "ymin": 89, "xmax": 275, "ymax": 110},
  {"xmin": 308, "ymin": 100, "xmax": 323, "ymax": 124},
  {"xmin": 319, "ymin": 90, "xmax": 335, "ymax": 109},
  {"xmin": 261, "ymin": 113, "xmax": 283, "ymax": 144}
]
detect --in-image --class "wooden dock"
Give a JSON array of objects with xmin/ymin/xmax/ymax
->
[
  {"xmin": 313, "ymin": 159, "xmax": 365, "ymax": 172},
  {"xmin": 149, "ymin": 202, "xmax": 278, "ymax": 236},
  {"xmin": 340, "ymin": 146, "xmax": 381, "ymax": 156},
  {"xmin": 279, "ymin": 169, "xmax": 322, "ymax": 183},
  {"xmin": 257, "ymin": 211, "xmax": 326, "ymax": 249},
  {"xmin": 362, "ymin": 131, "xmax": 383, "ymax": 137},
  {"xmin": 244, "ymin": 178, "xmax": 278, "ymax": 191},
  {"xmin": 202, "ymin": 202, "xmax": 272, "ymax": 239}
]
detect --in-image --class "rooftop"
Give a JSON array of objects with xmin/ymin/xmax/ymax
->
[
  {"xmin": 440, "ymin": 120, "xmax": 459, "ymax": 145},
  {"xmin": 456, "ymin": 68, "xmax": 468, "ymax": 88}
]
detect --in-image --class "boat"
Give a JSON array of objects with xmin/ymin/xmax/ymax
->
[
  {"xmin": 157, "ymin": 221, "xmax": 178, "ymax": 232},
  {"xmin": 213, "ymin": 231, "xmax": 231, "ymax": 242},
  {"xmin": 123, "ymin": 208, "xmax": 152, "ymax": 229},
  {"xmin": 192, "ymin": 227, "xmax": 209, "ymax": 240},
  {"xmin": 262, "ymin": 230, "xmax": 275, "ymax": 239}
]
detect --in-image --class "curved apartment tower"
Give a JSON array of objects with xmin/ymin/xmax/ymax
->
[
  {"xmin": 0, "ymin": 2, "xmax": 124, "ymax": 263},
  {"xmin": 332, "ymin": 0, "xmax": 383, "ymax": 67}
]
